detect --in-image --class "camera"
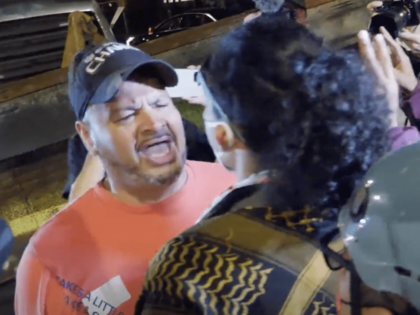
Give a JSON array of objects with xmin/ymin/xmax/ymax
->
[{"xmin": 369, "ymin": 0, "xmax": 420, "ymax": 38}]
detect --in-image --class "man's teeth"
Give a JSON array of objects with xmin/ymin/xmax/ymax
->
[{"xmin": 145, "ymin": 142, "xmax": 170, "ymax": 157}]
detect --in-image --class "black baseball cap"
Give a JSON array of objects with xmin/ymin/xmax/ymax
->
[{"xmin": 68, "ymin": 42, "xmax": 178, "ymax": 120}]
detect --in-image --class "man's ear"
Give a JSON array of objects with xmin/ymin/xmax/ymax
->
[
  {"xmin": 75, "ymin": 121, "xmax": 98, "ymax": 156},
  {"xmin": 214, "ymin": 124, "xmax": 244, "ymax": 151}
]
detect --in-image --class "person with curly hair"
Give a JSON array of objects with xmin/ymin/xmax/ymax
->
[{"xmin": 133, "ymin": 15, "xmax": 392, "ymax": 315}]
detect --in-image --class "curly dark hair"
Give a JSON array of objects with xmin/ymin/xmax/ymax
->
[
  {"xmin": 201, "ymin": 15, "xmax": 390, "ymax": 216},
  {"xmin": 253, "ymin": 0, "xmax": 285, "ymax": 12}
]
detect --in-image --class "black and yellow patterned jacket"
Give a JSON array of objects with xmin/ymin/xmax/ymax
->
[{"xmin": 135, "ymin": 183, "xmax": 341, "ymax": 315}]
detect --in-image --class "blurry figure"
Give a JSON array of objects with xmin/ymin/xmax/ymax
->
[
  {"xmin": 61, "ymin": 11, "xmax": 105, "ymax": 68},
  {"xmin": 323, "ymin": 142, "xmax": 420, "ymax": 315},
  {"xmin": 399, "ymin": 28, "xmax": 420, "ymax": 56},
  {"xmin": 15, "ymin": 43, "xmax": 236, "ymax": 315},
  {"xmin": 245, "ymin": 0, "xmax": 308, "ymax": 25},
  {"xmin": 244, "ymin": 10, "xmax": 262, "ymax": 23},
  {"xmin": 253, "ymin": 0, "xmax": 285, "ymax": 13},
  {"xmin": 135, "ymin": 15, "xmax": 391, "ymax": 315},
  {"xmin": 367, "ymin": 1, "xmax": 420, "ymax": 75},
  {"xmin": 358, "ymin": 30, "xmax": 401, "ymax": 127},
  {"xmin": 359, "ymin": 29, "xmax": 420, "ymax": 149},
  {"xmin": 0, "ymin": 219, "xmax": 13, "ymax": 277},
  {"xmin": 324, "ymin": 33, "xmax": 420, "ymax": 315},
  {"xmin": 368, "ymin": 0, "xmax": 420, "ymax": 38},
  {"xmin": 62, "ymin": 134, "xmax": 89, "ymax": 200},
  {"xmin": 379, "ymin": 27, "xmax": 418, "ymax": 92}
]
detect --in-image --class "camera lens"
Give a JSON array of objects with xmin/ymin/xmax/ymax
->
[{"xmin": 369, "ymin": 5, "xmax": 411, "ymax": 38}]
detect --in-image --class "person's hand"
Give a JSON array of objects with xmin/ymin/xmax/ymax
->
[
  {"xmin": 398, "ymin": 28, "xmax": 420, "ymax": 56},
  {"xmin": 182, "ymin": 65, "xmax": 206, "ymax": 106},
  {"xmin": 380, "ymin": 27, "xmax": 418, "ymax": 92},
  {"xmin": 366, "ymin": 1, "xmax": 383, "ymax": 16},
  {"xmin": 366, "ymin": 1, "xmax": 419, "ymax": 51},
  {"xmin": 244, "ymin": 11, "xmax": 262, "ymax": 24},
  {"xmin": 358, "ymin": 30, "xmax": 399, "ymax": 128}
]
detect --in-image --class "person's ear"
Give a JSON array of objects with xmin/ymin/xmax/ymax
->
[
  {"xmin": 75, "ymin": 121, "xmax": 98, "ymax": 156},
  {"xmin": 214, "ymin": 124, "xmax": 243, "ymax": 151}
]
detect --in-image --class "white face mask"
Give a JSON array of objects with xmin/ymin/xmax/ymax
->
[{"xmin": 204, "ymin": 120, "xmax": 236, "ymax": 172}]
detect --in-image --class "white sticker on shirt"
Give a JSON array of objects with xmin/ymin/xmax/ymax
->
[{"xmin": 82, "ymin": 276, "xmax": 131, "ymax": 315}]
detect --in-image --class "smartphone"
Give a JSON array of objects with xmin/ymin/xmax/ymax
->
[{"xmin": 166, "ymin": 69, "xmax": 203, "ymax": 98}]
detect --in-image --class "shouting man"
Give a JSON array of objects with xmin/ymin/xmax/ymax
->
[{"xmin": 15, "ymin": 43, "xmax": 235, "ymax": 315}]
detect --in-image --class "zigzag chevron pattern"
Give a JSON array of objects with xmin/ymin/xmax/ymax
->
[{"xmin": 144, "ymin": 235, "xmax": 273, "ymax": 315}]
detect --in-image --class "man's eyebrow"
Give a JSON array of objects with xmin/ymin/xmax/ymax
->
[
  {"xmin": 110, "ymin": 106, "xmax": 139, "ymax": 114},
  {"xmin": 148, "ymin": 93, "xmax": 169, "ymax": 103}
]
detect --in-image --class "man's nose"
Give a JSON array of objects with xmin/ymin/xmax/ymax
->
[{"xmin": 135, "ymin": 103, "xmax": 166, "ymax": 133}]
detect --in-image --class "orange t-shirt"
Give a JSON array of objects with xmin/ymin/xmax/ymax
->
[{"xmin": 15, "ymin": 161, "xmax": 236, "ymax": 315}]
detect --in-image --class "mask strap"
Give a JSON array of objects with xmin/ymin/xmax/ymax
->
[
  {"xmin": 350, "ymin": 270, "xmax": 363, "ymax": 315},
  {"xmin": 195, "ymin": 71, "xmax": 247, "ymax": 144},
  {"xmin": 347, "ymin": 267, "xmax": 413, "ymax": 315}
]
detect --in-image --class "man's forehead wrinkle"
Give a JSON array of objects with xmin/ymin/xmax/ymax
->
[
  {"xmin": 126, "ymin": 75, "xmax": 165, "ymax": 91},
  {"xmin": 147, "ymin": 90, "xmax": 165, "ymax": 102},
  {"xmin": 119, "ymin": 82, "xmax": 168, "ymax": 102}
]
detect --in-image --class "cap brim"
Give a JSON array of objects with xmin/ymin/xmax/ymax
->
[
  {"xmin": 89, "ymin": 60, "xmax": 178, "ymax": 105},
  {"xmin": 129, "ymin": 60, "xmax": 178, "ymax": 87}
]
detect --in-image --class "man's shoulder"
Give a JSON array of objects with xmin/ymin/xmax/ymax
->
[
  {"xmin": 186, "ymin": 160, "xmax": 236, "ymax": 183},
  {"xmin": 30, "ymin": 189, "xmax": 96, "ymax": 252}
]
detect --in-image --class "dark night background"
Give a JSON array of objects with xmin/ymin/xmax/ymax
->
[{"xmin": 99, "ymin": 0, "xmax": 255, "ymax": 40}]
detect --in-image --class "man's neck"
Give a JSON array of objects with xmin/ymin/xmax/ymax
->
[{"xmin": 104, "ymin": 168, "xmax": 188, "ymax": 205}]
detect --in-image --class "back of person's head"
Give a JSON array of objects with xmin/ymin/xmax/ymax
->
[
  {"xmin": 201, "ymin": 15, "xmax": 390, "ymax": 217},
  {"xmin": 334, "ymin": 142, "xmax": 420, "ymax": 314},
  {"xmin": 252, "ymin": 0, "xmax": 285, "ymax": 12}
]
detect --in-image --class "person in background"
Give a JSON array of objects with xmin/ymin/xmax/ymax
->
[
  {"xmin": 316, "ymin": 31, "xmax": 420, "ymax": 315},
  {"xmin": 245, "ymin": 0, "xmax": 308, "ymax": 24},
  {"xmin": 0, "ymin": 219, "xmax": 13, "ymax": 277},
  {"xmin": 134, "ymin": 15, "xmax": 391, "ymax": 315},
  {"xmin": 368, "ymin": 1, "xmax": 420, "ymax": 75},
  {"xmin": 185, "ymin": 0, "xmax": 308, "ymax": 106},
  {"xmin": 366, "ymin": 2, "xmax": 420, "ymax": 148},
  {"xmin": 377, "ymin": 27, "xmax": 420, "ymax": 149},
  {"xmin": 15, "ymin": 43, "xmax": 236, "ymax": 315}
]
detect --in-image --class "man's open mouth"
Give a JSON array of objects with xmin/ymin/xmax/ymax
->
[
  {"xmin": 144, "ymin": 141, "xmax": 171, "ymax": 157},
  {"xmin": 140, "ymin": 136, "xmax": 175, "ymax": 160}
]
